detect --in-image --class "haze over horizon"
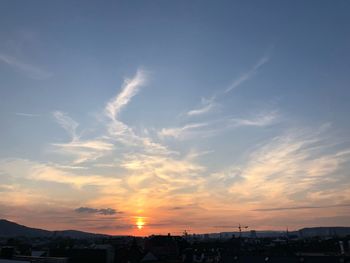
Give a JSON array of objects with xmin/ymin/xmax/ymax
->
[{"xmin": 1, "ymin": 0, "xmax": 350, "ymax": 236}]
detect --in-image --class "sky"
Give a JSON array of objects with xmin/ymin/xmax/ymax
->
[{"xmin": 1, "ymin": 0, "xmax": 350, "ymax": 236}]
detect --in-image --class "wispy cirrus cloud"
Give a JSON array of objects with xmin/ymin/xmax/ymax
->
[
  {"xmin": 187, "ymin": 97, "xmax": 216, "ymax": 116},
  {"xmin": 252, "ymin": 203, "xmax": 350, "ymax": 212},
  {"xmin": 116, "ymin": 152, "xmax": 205, "ymax": 212},
  {"xmin": 104, "ymin": 70, "xmax": 172, "ymax": 155},
  {"xmin": 184, "ymin": 51, "xmax": 272, "ymax": 136},
  {"xmin": 159, "ymin": 111, "xmax": 278, "ymax": 140},
  {"xmin": 15, "ymin": 112, "xmax": 40, "ymax": 117},
  {"xmin": 52, "ymin": 111, "xmax": 115, "ymax": 164},
  {"xmin": 7, "ymin": 65, "xmax": 350, "ymax": 233},
  {"xmin": 159, "ymin": 123, "xmax": 209, "ymax": 139},
  {"xmin": 53, "ymin": 111, "xmax": 79, "ymax": 141},
  {"xmin": 208, "ymin": 125, "xmax": 350, "ymax": 211},
  {"xmin": 187, "ymin": 50, "xmax": 272, "ymax": 118},
  {"xmin": 229, "ymin": 111, "xmax": 278, "ymax": 127},
  {"xmin": 105, "ymin": 69, "xmax": 147, "ymax": 121},
  {"xmin": 52, "ymin": 139, "xmax": 114, "ymax": 164},
  {"xmin": 225, "ymin": 53, "xmax": 270, "ymax": 93},
  {"xmin": 0, "ymin": 53, "xmax": 52, "ymax": 80},
  {"xmin": 0, "ymin": 158, "xmax": 121, "ymax": 189},
  {"xmin": 51, "ymin": 69, "xmax": 172, "ymax": 166}
]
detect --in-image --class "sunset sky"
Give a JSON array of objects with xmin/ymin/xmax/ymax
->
[{"xmin": 1, "ymin": 0, "xmax": 350, "ymax": 236}]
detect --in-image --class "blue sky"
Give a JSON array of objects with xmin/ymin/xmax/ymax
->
[{"xmin": 1, "ymin": 0, "xmax": 350, "ymax": 235}]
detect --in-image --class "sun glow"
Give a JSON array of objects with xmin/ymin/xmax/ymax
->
[{"xmin": 136, "ymin": 217, "xmax": 145, "ymax": 230}]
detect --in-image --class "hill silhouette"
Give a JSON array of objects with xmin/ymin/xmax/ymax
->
[
  {"xmin": 1, "ymin": 219, "xmax": 350, "ymax": 238},
  {"xmin": 0, "ymin": 219, "xmax": 108, "ymax": 238}
]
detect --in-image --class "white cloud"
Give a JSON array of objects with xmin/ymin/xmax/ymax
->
[
  {"xmin": 104, "ymin": 70, "xmax": 173, "ymax": 155},
  {"xmin": 185, "ymin": 149, "xmax": 214, "ymax": 160},
  {"xmin": 15, "ymin": 112, "xmax": 40, "ymax": 117},
  {"xmin": 52, "ymin": 139, "xmax": 114, "ymax": 164},
  {"xmin": 52, "ymin": 111, "xmax": 114, "ymax": 164},
  {"xmin": 119, "ymin": 153, "xmax": 205, "ymax": 202},
  {"xmin": 51, "ymin": 70, "xmax": 172, "ymax": 164},
  {"xmin": 159, "ymin": 111, "xmax": 278, "ymax": 140},
  {"xmin": 211, "ymin": 126, "xmax": 350, "ymax": 210},
  {"xmin": 0, "ymin": 158, "xmax": 121, "ymax": 189},
  {"xmin": 159, "ymin": 123, "xmax": 208, "ymax": 139},
  {"xmin": 187, "ymin": 97, "xmax": 216, "ymax": 116},
  {"xmin": 4, "ymin": 62, "xmax": 350, "ymax": 232},
  {"xmin": 225, "ymin": 54, "xmax": 270, "ymax": 93},
  {"xmin": 105, "ymin": 69, "xmax": 147, "ymax": 121},
  {"xmin": 53, "ymin": 111, "xmax": 79, "ymax": 141},
  {"xmin": 0, "ymin": 53, "xmax": 52, "ymax": 80},
  {"xmin": 229, "ymin": 111, "xmax": 278, "ymax": 127}
]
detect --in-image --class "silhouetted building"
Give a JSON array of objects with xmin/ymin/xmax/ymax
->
[
  {"xmin": 50, "ymin": 248, "xmax": 112, "ymax": 263},
  {"xmin": 0, "ymin": 247, "xmax": 15, "ymax": 259},
  {"xmin": 144, "ymin": 235, "xmax": 179, "ymax": 260}
]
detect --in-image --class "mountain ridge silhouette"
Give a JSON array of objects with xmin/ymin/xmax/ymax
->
[
  {"xmin": 0, "ymin": 219, "xmax": 109, "ymax": 238},
  {"xmin": 1, "ymin": 219, "xmax": 350, "ymax": 238}
]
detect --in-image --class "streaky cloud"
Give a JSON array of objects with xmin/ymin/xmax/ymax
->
[
  {"xmin": 52, "ymin": 139, "xmax": 114, "ymax": 164},
  {"xmin": 187, "ymin": 97, "xmax": 216, "ymax": 116},
  {"xmin": 186, "ymin": 50, "xmax": 272, "ymax": 123},
  {"xmin": 225, "ymin": 54, "xmax": 270, "ymax": 93},
  {"xmin": 104, "ymin": 69, "xmax": 173, "ymax": 155},
  {"xmin": 15, "ymin": 112, "xmax": 40, "ymax": 117},
  {"xmin": 229, "ymin": 111, "xmax": 278, "ymax": 127},
  {"xmin": 253, "ymin": 203, "xmax": 350, "ymax": 212},
  {"xmin": 0, "ymin": 53, "xmax": 52, "ymax": 80},
  {"xmin": 159, "ymin": 111, "xmax": 278, "ymax": 140},
  {"xmin": 53, "ymin": 111, "xmax": 79, "ymax": 141},
  {"xmin": 159, "ymin": 123, "xmax": 208, "ymax": 139},
  {"xmin": 0, "ymin": 158, "xmax": 121, "ymax": 188},
  {"xmin": 52, "ymin": 111, "xmax": 114, "ymax": 164},
  {"xmin": 53, "ymin": 140, "xmax": 114, "ymax": 151},
  {"xmin": 221, "ymin": 125, "xmax": 350, "ymax": 209},
  {"xmin": 51, "ymin": 69, "xmax": 172, "ymax": 165},
  {"xmin": 105, "ymin": 69, "xmax": 147, "ymax": 121}
]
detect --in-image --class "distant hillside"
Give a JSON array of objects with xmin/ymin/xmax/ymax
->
[
  {"xmin": 0, "ymin": 219, "xmax": 51, "ymax": 237},
  {"xmin": 297, "ymin": 227, "xmax": 350, "ymax": 237},
  {"xmin": 1, "ymin": 219, "xmax": 350, "ymax": 239},
  {"xmin": 217, "ymin": 227, "xmax": 350, "ymax": 238},
  {"xmin": 0, "ymin": 219, "xmax": 108, "ymax": 238}
]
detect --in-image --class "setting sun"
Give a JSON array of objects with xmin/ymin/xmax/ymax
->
[{"xmin": 136, "ymin": 217, "xmax": 145, "ymax": 230}]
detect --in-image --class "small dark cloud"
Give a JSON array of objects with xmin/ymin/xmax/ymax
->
[
  {"xmin": 169, "ymin": 203, "xmax": 204, "ymax": 211},
  {"xmin": 252, "ymin": 203, "xmax": 350, "ymax": 212},
  {"xmin": 170, "ymin": 206, "xmax": 184, "ymax": 210},
  {"xmin": 74, "ymin": 207, "xmax": 121, "ymax": 215}
]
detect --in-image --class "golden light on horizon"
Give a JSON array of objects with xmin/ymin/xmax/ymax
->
[{"xmin": 136, "ymin": 216, "xmax": 145, "ymax": 230}]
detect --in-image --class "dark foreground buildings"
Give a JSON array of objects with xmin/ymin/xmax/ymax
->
[{"xmin": 1, "ymin": 233, "xmax": 350, "ymax": 263}]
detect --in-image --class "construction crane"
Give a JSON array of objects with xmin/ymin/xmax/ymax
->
[
  {"xmin": 183, "ymin": 229, "xmax": 191, "ymax": 237},
  {"xmin": 212, "ymin": 225, "xmax": 248, "ymax": 237},
  {"xmin": 172, "ymin": 229, "xmax": 192, "ymax": 237},
  {"xmin": 237, "ymin": 224, "xmax": 248, "ymax": 237}
]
